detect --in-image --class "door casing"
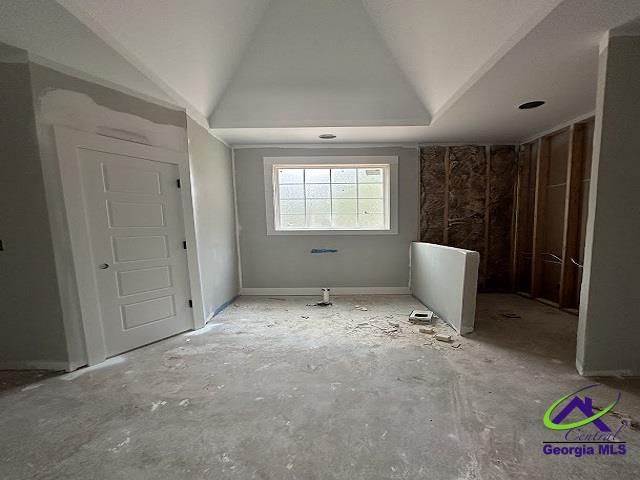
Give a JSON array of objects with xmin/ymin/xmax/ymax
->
[{"xmin": 55, "ymin": 126, "xmax": 205, "ymax": 366}]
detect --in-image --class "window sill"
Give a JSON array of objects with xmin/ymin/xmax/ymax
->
[{"xmin": 267, "ymin": 228, "xmax": 398, "ymax": 236}]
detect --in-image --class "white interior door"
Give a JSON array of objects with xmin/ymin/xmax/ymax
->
[{"xmin": 78, "ymin": 149, "xmax": 191, "ymax": 357}]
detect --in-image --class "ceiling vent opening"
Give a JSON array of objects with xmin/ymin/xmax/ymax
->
[{"xmin": 518, "ymin": 100, "xmax": 545, "ymax": 110}]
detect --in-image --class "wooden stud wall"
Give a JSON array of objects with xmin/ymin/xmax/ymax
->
[
  {"xmin": 513, "ymin": 118, "xmax": 595, "ymax": 312},
  {"xmin": 419, "ymin": 144, "xmax": 516, "ymax": 291}
]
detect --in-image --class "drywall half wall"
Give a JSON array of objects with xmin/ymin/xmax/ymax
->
[
  {"xmin": 234, "ymin": 147, "xmax": 419, "ymax": 292},
  {"xmin": 410, "ymin": 242, "xmax": 479, "ymax": 335},
  {"xmin": 186, "ymin": 117, "xmax": 239, "ymax": 319},
  {"xmin": 0, "ymin": 45, "xmax": 68, "ymax": 370},
  {"xmin": 577, "ymin": 34, "xmax": 640, "ymax": 376}
]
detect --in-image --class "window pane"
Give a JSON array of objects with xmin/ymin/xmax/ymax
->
[
  {"xmin": 274, "ymin": 162, "xmax": 390, "ymax": 231},
  {"xmin": 332, "ymin": 198, "xmax": 357, "ymax": 214},
  {"xmin": 279, "ymin": 169, "xmax": 304, "ymax": 184},
  {"xmin": 331, "ymin": 168, "xmax": 356, "ymax": 183},
  {"xmin": 279, "ymin": 199, "xmax": 305, "ymax": 214},
  {"xmin": 359, "ymin": 198, "xmax": 383, "ymax": 214},
  {"xmin": 358, "ymin": 183, "xmax": 383, "ymax": 198},
  {"xmin": 307, "ymin": 214, "xmax": 331, "ymax": 228},
  {"xmin": 280, "ymin": 214, "xmax": 306, "ymax": 228},
  {"xmin": 332, "ymin": 214, "xmax": 358, "ymax": 228},
  {"xmin": 306, "ymin": 199, "xmax": 331, "ymax": 214},
  {"xmin": 332, "ymin": 184, "xmax": 357, "ymax": 198},
  {"xmin": 358, "ymin": 167, "xmax": 383, "ymax": 183},
  {"xmin": 305, "ymin": 183, "xmax": 330, "ymax": 198},
  {"xmin": 279, "ymin": 184, "xmax": 304, "ymax": 199},
  {"xmin": 358, "ymin": 213, "xmax": 384, "ymax": 228},
  {"xmin": 305, "ymin": 168, "xmax": 330, "ymax": 183}
]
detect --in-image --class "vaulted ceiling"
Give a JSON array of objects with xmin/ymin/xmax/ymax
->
[{"xmin": 2, "ymin": 0, "xmax": 640, "ymax": 144}]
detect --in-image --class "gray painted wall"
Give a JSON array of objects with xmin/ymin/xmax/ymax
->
[
  {"xmin": 28, "ymin": 62, "xmax": 190, "ymax": 369},
  {"xmin": 187, "ymin": 118, "xmax": 239, "ymax": 317},
  {"xmin": 0, "ymin": 51, "xmax": 68, "ymax": 367},
  {"xmin": 234, "ymin": 147, "xmax": 419, "ymax": 288},
  {"xmin": 577, "ymin": 35, "xmax": 640, "ymax": 375}
]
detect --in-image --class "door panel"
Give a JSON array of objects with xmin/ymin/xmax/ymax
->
[{"xmin": 78, "ymin": 149, "xmax": 191, "ymax": 356}]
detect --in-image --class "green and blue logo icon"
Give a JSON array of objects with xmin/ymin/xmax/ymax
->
[{"xmin": 542, "ymin": 384, "xmax": 626, "ymax": 457}]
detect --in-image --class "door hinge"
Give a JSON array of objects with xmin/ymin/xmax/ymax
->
[
  {"xmin": 182, "ymin": 240, "xmax": 187, "ymax": 249},
  {"xmin": 176, "ymin": 178, "xmax": 181, "ymax": 188},
  {"xmin": 188, "ymin": 300, "xmax": 193, "ymax": 308}
]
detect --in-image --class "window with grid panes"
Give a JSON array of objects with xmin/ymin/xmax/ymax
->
[{"xmin": 273, "ymin": 164, "xmax": 390, "ymax": 231}]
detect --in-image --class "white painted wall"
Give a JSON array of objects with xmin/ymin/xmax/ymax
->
[
  {"xmin": 576, "ymin": 34, "xmax": 640, "ymax": 376},
  {"xmin": 186, "ymin": 117, "xmax": 239, "ymax": 319},
  {"xmin": 234, "ymin": 146, "xmax": 419, "ymax": 291},
  {"xmin": 29, "ymin": 64, "xmax": 190, "ymax": 370},
  {"xmin": 209, "ymin": 0, "xmax": 429, "ymax": 128},
  {"xmin": 1, "ymin": 44, "xmax": 241, "ymax": 370},
  {"xmin": 410, "ymin": 242, "xmax": 479, "ymax": 335}
]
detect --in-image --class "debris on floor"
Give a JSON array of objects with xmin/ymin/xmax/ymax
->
[
  {"xmin": 419, "ymin": 327, "xmax": 435, "ymax": 334},
  {"xmin": 500, "ymin": 312, "xmax": 521, "ymax": 319},
  {"xmin": 435, "ymin": 333, "xmax": 452, "ymax": 343},
  {"xmin": 451, "ymin": 342, "xmax": 462, "ymax": 349},
  {"xmin": 355, "ymin": 305, "xmax": 368, "ymax": 311},
  {"xmin": 409, "ymin": 310, "xmax": 433, "ymax": 324}
]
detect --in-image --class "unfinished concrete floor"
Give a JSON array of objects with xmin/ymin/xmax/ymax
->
[{"xmin": 1, "ymin": 294, "xmax": 640, "ymax": 479}]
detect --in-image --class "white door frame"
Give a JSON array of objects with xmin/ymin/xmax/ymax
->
[{"xmin": 55, "ymin": 126, "xmax": 205, "ymax": 365}]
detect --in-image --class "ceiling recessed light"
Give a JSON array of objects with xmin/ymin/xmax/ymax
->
[
  {"xmin": 319, "ymin": 133, "xmax": 336, "ymax": 139},
  {"xmin": 518, "ymin": 100, "xmax": 545, "ymax": 110}
]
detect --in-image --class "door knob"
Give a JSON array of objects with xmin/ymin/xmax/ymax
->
[{"xmin": 98, "ymin": 263, "xmax": 110, "ymax": 269}]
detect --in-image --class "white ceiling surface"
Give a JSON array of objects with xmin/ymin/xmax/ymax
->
[
  {"xmin": 58, "ymin": 0, "xmax": 271, "ymax": 125},
  {"xmin": 0, "ymin": 0, "xmax": 172, "ymax": 104},
  {"xmin": 209, "ymin": 0, "xmax": 430, "ymax": 128},
  {"xmin": 2, "ymin": 0, "xmax": 640, "ymax": 144},
  {"xmin": 362, "ymin": 0, "xmax": 562, "ymax": 117},
  {"xmin": 216, "ymin": 0, "xmax": 640, "ymax": 145}
]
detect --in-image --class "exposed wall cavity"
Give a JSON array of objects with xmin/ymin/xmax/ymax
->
[{"xmin": 419, "ymin": 145, "xmax": 517, "ymax": 290}]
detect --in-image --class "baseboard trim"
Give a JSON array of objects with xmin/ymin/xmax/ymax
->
[
  {"xmin": 576, "ymin": 358, "xmax": 636, "ymax": 377},
  {"xmin": 0, "ymin": 360, "xmax": 70, "ymax": 372},
  {"xmin": 240, "ymin": 287, "xmax": 410, "ymax": 296}
]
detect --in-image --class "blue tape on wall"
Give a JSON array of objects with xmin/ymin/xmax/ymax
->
[{"xmin": 310, "ymin": 248, "xmax": 338, "ymax": 254}]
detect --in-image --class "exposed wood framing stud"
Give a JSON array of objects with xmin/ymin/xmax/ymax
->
[
  {"xmin": 559, "ymin": 123, "xmax": 586, "ymax": 308},
  {"xmin": 531, "ymin": 137, "xmax": 550, "ymax": 298}
]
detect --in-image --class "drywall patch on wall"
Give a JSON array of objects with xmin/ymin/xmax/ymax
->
[
  {"xmin": 38, "ymin": 89, "xmax": 187, "ymax": 152},
  {"xmin": 28, "ymin": 64, "xmax": 191, "ymax": 370}
]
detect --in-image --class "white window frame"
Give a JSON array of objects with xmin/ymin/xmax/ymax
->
[{"xmin": 263, "ymin": 156, "xmax": 398, "ymax": 235}]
